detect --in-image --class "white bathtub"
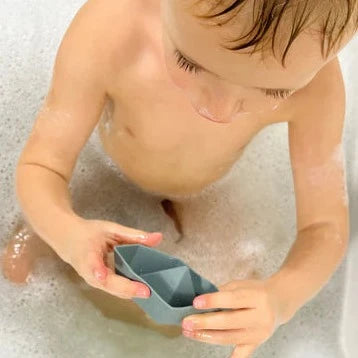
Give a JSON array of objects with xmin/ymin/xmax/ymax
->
[{"xmin": 0, "ymin": 1, "xmax": 357, "ymax": 357}]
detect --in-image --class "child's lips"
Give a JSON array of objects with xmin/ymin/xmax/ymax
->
[
  {"xmin": 197, "ymin": 107, "xmax": 222, "ymax": 123},
  {"xmin": 196, "ymin": 107, "xmax": 237, "ymax": 124},
  {"xmin": 194, "ymin": 105, "xmax": 253, "ymax": 123}
]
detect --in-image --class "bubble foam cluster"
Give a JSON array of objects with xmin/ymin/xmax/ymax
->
[{"xmin": 1, "ymin": 0, "xmax": 358, "ymax": 357}]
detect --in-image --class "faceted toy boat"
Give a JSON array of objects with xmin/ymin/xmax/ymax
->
[{"xmin": 114, "ymin": 244, "xmax": 218, "ymax": 325}]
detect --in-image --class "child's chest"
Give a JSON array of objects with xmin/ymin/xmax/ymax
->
[
  {"xmin": 98, "ymin": 20, "xmax": 290, "ymax": 196},
  {"xmin": 106, "ymin": 43, "xmax": 279, "ymax": 158}
]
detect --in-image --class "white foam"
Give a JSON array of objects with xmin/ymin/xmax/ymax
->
[{"xmin": 0, "ymin": 0, "xmax": 357, "ymax": 357}]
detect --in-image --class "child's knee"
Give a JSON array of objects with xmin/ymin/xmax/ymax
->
[{"xmin": 1, "ymin": 224, "xmax": 52, "ymax": 283}]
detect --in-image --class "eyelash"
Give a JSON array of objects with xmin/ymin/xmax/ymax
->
[
  {"xmin": 174, "ymin": 49, "xmax": 293, "ymax": 99},
  {"xmin": 262, "ymin": 88, "xmax": 293, "ymax": 99},
  {"xmin": 174, "ymin": 49, "xmax": 200, "ymax": 74}
]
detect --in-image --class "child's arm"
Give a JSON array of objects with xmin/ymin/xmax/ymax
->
[
  {"xmin": 269, "ymin": 56, "xmax": 349, "ymax": 322},
  {"xmin": 178, "ymin": 58, "xmax": 349, "ymax": 357},
  {"xmin": 16, "ymin": 0, "xmax": 107, "ymax": 259},
  {"xmin": 16, "ymin": 0, "xmax": 162, "ymax": 298}
]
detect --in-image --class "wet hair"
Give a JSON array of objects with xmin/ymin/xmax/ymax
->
[{"xmin": 191, "ymin": 0, "xmax": 358, "ymax": 65}]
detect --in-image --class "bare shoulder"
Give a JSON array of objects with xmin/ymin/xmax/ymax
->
[
  {"xmin": 56, "ymin": 0, "xmax": 145, "ymax": 86},
  {"xmin": 288, "ymin": 57, "xmax": 345, "ymax": 123}
]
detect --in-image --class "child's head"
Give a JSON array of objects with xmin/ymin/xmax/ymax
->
[{"xmin": 161, "ymin": 0, "xmax": 357, "ymax": 122}]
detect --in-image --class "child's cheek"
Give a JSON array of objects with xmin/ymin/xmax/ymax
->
[
  {"xmin": 161, "ymin": 33, "xmax": 193, "ymax": 92},
  {"xmin": 165, "ymin": 60, "xmax": 190, "ymax": 90}
]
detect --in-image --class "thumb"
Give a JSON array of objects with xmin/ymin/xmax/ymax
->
[
  {"xmin": 104, "ymin": 221, "xmax": 163, "ymax": 247},
  {"xmin": 88, "ymin": 251, "xmax": 108, "ymax": 282}
]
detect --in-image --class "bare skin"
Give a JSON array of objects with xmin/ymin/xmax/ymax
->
[
  {"xmin": 2, "ymin": 222, "xmax": 55, "ymax": 283},
  {"xmin": 2, "ymin": 0, "xmax": 276, "ymax": 285},
  {"xmin": 2, "ymin": 0, "xmax": 351, "ymax": 355},
  {"xmin": 1, "ymin": 221, "xmax": 182, "ymax": 337}
]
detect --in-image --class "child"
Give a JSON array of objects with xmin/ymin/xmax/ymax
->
[{"xmin": 3, "ymin": 0, "xmax": 355, "ymax": 356}]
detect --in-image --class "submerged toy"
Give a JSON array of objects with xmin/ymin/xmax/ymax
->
[{"xmin": 114, "ymin": 244, "xmax": 218, "ymax": 325}]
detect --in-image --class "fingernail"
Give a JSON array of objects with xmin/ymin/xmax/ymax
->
[
  {"xmin": 182, "ymin": 330, "xmax": 194, "ymax": 338},
  {"xmin": 149, "ymin": 232, "xmax": 162, "ymax": 239},
  {"xmin": 135, "ymin": 285, "xmax": 150, "ymax": 298},
  {"xmin": 122, "ymin": 233, "xmax": 150, "ymax": 240},
  {"xmin": 136, "ymin": 232, "xmax": 162, "ymax": 241},
  {"xmin": 182, "ymin": 319, "xmax": 194, "ymax": 331},
  {"xmin": 193, "ymin": 297, "xmax": 206, "ymax": 309}
]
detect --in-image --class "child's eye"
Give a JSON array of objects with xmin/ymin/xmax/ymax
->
[
  {"xmin": 263, "ymin": 88, "xmax": 293, "ymax": 99},
  {"xmin": 174, "ymin": 49, "xmax": 200, "ymax": 74}
]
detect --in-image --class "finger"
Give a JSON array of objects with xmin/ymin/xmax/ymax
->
[
  {"xmin": 103, "ymin": 268, "xmax": 151, "ymax": 299},
  {"xmin": 231, "ymin": 344, "xmax": 257, "ymax": 358},
  {"xmin": 104, "ymin": 221, "xmax": 163, "ymax": 246},
  {"xmin": 193, "ymin": 290, "xmax": 258, "ymax": 310},
  {"xmin": 87, "ymin": 251, "xmax": 108, "ymax": 282},
  {"xmin": 183, "ymin": 309, "xmax": 257, "ymax": 331},
  {"xmin": 182, "ymin": 328, "xmax": 258, "ymax": 346},
  {"xmin": 86, "ymin": 251, "xmax": 150, "ymax": 299}
]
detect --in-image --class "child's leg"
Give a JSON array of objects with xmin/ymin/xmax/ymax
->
[
  {"xmin": 67, "ymin": 264, "xmax": 181, "ymax": 337},
  {"xmin": 1, "ymin": 220, "xmax": 54, "ymax": 283},
  {"xmin": 160, "ymin": 199, "xmax": 184, "ymax": 241}
]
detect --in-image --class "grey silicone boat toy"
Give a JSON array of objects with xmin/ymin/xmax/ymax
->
[{"xmin": 114, "ymin": 244, "xmax": 218, "ymax": 325}]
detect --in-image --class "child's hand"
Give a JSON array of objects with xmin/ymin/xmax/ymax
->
[
  {"xmin": 60, "ymin": 218, "xmax": 162, "ymax": 299},
  {"xmin": 182, "ymin": 279, "xmax": 287, "ymax": 358}
]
